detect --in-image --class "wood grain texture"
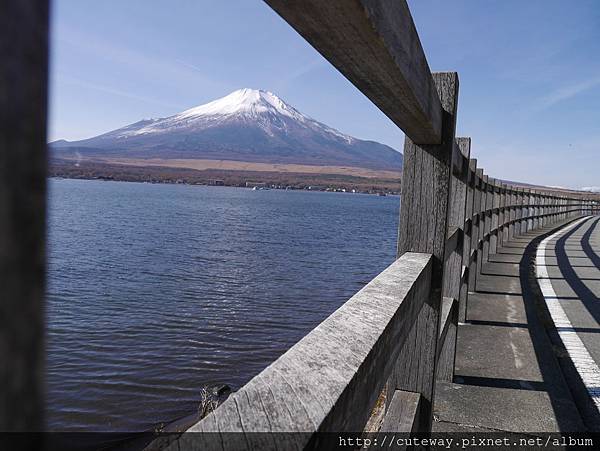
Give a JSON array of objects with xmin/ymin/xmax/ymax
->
[
  {"xmin": 470, "ymin": 168, "xmax": 485, "ymax": 291},
  {"xmin": 489, "ymin": 179, "xmax": 500, "ymax": 255},
  {"xmin": 481, "ymin": 176, "xmax": 492, "ymax": 266},
  {"xmin": 177, "ymin": 253, "xmax": 432, "ymax": 448},
  {"xmin": 436, "ymin": 297, "xmax": 457, "ymax": 382},
  {"xmin": 380, "ymin": 390, "xmax": 421, "ymax": 433},
  {"xmin": 438, "ymin": 137, "xmax": 469, "ymax": 381},
  {"xmin": 458, "ymin": 153, "xmax": 474, "ymax": 322},
  {"xmin": 516, "ymin": 188, "xmax": 525, "ymax": 236},
  {"xmin": 465, "ymin": 163, "xmax": 477, "ymax": 294},
  {"xmin": 263, "ymin": 0, "xmax": 442, "ymax": 144},
  {"xmin": 444, "ymin": 139, "xmax": 469, "ymax": 299},
  {"xmin": 0, "ymin": 0, "xmax": 48, "ymax": 436},
  {"xmin": 396, "ymin": 72, "xmax": 458, "ymax": 432},
  {"xmin": 500, "ymin": 183, "xmax": 508, "ymax": 245}
]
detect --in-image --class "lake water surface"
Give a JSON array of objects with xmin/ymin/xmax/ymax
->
[{"xmin": 47, "ymin": 179, "xmax": 399, "ymax": 431}]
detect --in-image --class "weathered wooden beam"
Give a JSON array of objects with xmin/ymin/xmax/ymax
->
[
  {"xmin": 438, "ymin": 297, "xmax": 456, "ymax": 344},
  {"xmin": 436, "ymin": 297, "xmax": 457, "ymax": 382},
  {"xmin": 516, "ymin": 188, "xmax": 525, "ymax": 236},
  {"xmin": 467, "ymin": 161, "xmax": 479, "ymax": 297},
  {"xmin": 263, "ymin": 0, "xmax": 443, "ymax": 144},
  {"xmin": 0, "ymin": 0, "xmax": 48, "ymax": 437},
  {"xmin": 508, "ymin": 185, "xmax": 516, "ymax": 240},
  {"xmin": 395, "ymin": 72, "xmax": 459, "ymax": 431},
  {"xmin": 171, "ymin": 253, "xmax": 432, "ymax": 449},
  {"xmin": 460, "ymin": 156, "xmax": 476, "ymax": 322},
  {"xmin": 489, "ymin": 179, "xmax": 501, "ymax": 254},
  {"xmin": 444, "ymin": 227, "xmax": 462, "ymax": 257},
  {"xmin": 380, "ymin": 390, "xmax": 421, "ymax": 434},
  {"xmin": 444, "ymin": 138, "xmax": 470, "ymax": 300},
  {"xmin": 482, "ymin": 176, "xmax": 493, "ymax": 263}
]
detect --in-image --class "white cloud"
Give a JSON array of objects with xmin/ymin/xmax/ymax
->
[
  {"xmin": 57, "ymin": 74, "xmax": 185, "ymax": 110},
  {"xmin": 581, "ymin": 186, "xmax": 600, "ymax": 193},
  {"xmin": 533, "ymin": 76, "xmax": 600, "ymax": 112}
]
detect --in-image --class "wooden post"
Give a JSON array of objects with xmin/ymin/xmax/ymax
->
[
  {"xmin": 489, "ymin": 180, "xmax": 499, "ymax": 254},
  {"xmin": 395, "ymin": 72, "xmax": 459, "ymax": 432},
  {"xmin": 438, "ymin": 137, "xmax": 470, "ymax": 381},
  {"xmin": 514, "ymin": 188, "xmax": 522, "ymax": 236},
  {"xmin": 524, "ymin": 189, "xmax": 529, "ymax": 231},
  {"xmin": 482, "ymin": 176, "xmax": 492, "ymax": 263},
  {"xmin": 0, "ymin": 0, "xmax": 48, "ymax": 436},
  {"xmin": 507, "ymin": 187, "xmax": 514, "ymax": 239},
  {"xmin": 460, "ymin": 158, "xmax": 476, "ymax": 321},
  {"xmin": 530, "ymin": 190, "xmax": 536, "ymax": 229},
  {"xmin": 533, "ymin": 191, "xmax": 539, "ymax": 229},
  {"xmin": 501, "ymin": 184, "xmax": 509, "ymax": 245},
  {"xmin": 475, "ymin": 170, "xmax": 486, "ymax": 288},
  {"xmin": 522, "ymin": 188, "xmax": 529, "ymax": 233},
  {"xmin": 468, "ymin": 165, "xmax": 481, "ymax": 295},
  {"xmin": 497, "ymin": 184, "xmax": 504, "ymax": 248}
]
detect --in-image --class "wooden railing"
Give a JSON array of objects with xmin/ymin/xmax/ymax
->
[
  {"xmin": 167, "ymin": 0, "xmax": 600, "ymax": 447},
  {"xmin": 172, "ymin": 169, "xmax": 597, "ymax": 448}
]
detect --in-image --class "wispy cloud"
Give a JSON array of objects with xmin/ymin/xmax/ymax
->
[
  {"xmin": 272, "ymin": 58, "xmax": 327, "ymax": 93},
  {"xmin": 56, "ymin": 74, "xmax": 186, "ymax": 110},
  {"xmin": 532, "ymin": 76, "xmax": 600, "ymax": 112},
  {"xmin": 54, "ymin": 26, "xmax": 231, "ymax": 95}
]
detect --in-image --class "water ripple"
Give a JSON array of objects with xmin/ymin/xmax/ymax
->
[{"xmin": 46, "ymin": 179, "xmax": 398, "ymax": 431}]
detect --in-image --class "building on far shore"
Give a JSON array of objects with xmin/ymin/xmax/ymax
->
[
  {"xmin": 245, "ymin": 181, "xmax": 267, "ymax": 188},
  {"xmin": 209, "ymin": 180, "xmax": 225, "ymax": 186}
]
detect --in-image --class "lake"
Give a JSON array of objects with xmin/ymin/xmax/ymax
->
[{"xmin": 46, "ymin": 178, "xmax": 399, "ymax": 431}]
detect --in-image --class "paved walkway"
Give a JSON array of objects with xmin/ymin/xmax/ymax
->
[
  {"xmin": 433, "ymin": 218, "xmax": 595, "ymax": 433},
  {"xmin": 536, "ymin": 216, "xmax": 600, "ymax": 429}
]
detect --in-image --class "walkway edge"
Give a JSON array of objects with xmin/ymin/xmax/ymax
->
[{"xmin": 534, "ymin": 216, "xmax": 600, "ymax": 431}]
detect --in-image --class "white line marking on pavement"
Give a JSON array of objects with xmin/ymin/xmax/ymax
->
[{"xmin": 536, "ymin": 216, "xmax": 600, "ymax": 411}]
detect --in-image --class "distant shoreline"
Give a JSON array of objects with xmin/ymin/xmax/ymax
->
[
  {"xmin": 49, "ymin": 158, "xmax": 402, "ymax": 195},
  {"xmin": 49, "ymin": 175, "xmax": 401, "ymax": 196}
]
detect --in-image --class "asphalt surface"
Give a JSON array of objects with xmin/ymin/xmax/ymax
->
[
  {"xmin": 434, "ymin": 218, "xmax": 589, "ymax": 433},
  {"xmin": 536, "ymin": 215, "xmax": 600, "ymax": 428}
]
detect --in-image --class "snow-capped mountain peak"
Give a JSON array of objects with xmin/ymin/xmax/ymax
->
[
  {"xmin": 177, "ymin": 88, "xmax": 305, "ymax": 121},
  {"xmin": 118, "ymin": 88, "xmax": 355, "ymax": 143},
  {"xmin": 51, "ymin": 88, "xmax": 403, "ymax": 171}
]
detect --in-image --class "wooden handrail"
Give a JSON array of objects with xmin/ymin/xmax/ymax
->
[
  {"xmin": 173, "ymin": 253, "xmax": 432, "ymax": 446},
  {"xmin": 263, "ymin": 0, "xmax": 443, "ymax": 145},
  {"xmin": 171, "ymin": 0, "xmax": 600, "ymax": 442}
]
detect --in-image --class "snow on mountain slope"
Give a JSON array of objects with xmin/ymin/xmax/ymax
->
[{"xmin": 51, "ymin": 89, "xmax": 403, "ymax": 171}]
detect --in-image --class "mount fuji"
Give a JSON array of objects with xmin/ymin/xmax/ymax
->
[{"xmin": 51, "ymin": 88, "xmax": 403, "ymax": 171}]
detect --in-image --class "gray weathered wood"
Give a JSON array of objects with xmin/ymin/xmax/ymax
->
[
  {"xmin": 175, "ymin": 253, "xmax": 431, "ymax": 448},
  {"xmin": 469, "ymin": 166, "xmax": 483, "ymax": 293},
  {"xmin": 481, "ymin": 176, "xmax": 492, "ymax": 264},
  {"xmin": 508, "ymin": 187, "xmax": 516, "ymax": 240},
  {"xmin": 449, "ymin": 139, "xmax": 471, "ymax": 323},
  {"xmin": 500, "ymin": 184, "xmax": 508, "ymax": 245},
  {"xmin": 436, "ymin": 297, "xmax": 457, "ymax": 382},
  {"xmin": 489, "ymin": 179, "xmax": 500, "ymax": 255},
  {"xmin": 438, "ymin": 137, "xmax": 470, "ymax": 380},
  {"xmin": 380, "ymin": 390, "xmax": 421, "ymax": 433},
  {"xmin": 395, "ymin": 72, "xmax": 459, "ymax": 431},
  {"xmin": 0, "ymin": 0, "xmax": 48, "ymax": 435},
  {"xmin": 516, "ymin": 188, "xmax": 525, "ymax": 235},
  {"xmin": 263, "ymin": 0, "xmax": 442, "ymax": 144},
  {"xmin": 458, "ymin": 154, "xmax": 477, "ymax": 322},
  {"xmin": 438, "ymin": 297, "xmax": 456, "ymax": 346}
]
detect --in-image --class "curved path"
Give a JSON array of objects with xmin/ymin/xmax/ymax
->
[
  {"xmin": 536, "ymin": 215, "xmax": 600, "ymax": 425},
  {"xmin": 434, "ymin": 218, "xmax": 593, "ymax": 433}
]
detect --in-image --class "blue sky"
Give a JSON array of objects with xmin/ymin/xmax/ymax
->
[{"xmin": 49, "ymin": 0, "xmax": 600, "ymax": 189}]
